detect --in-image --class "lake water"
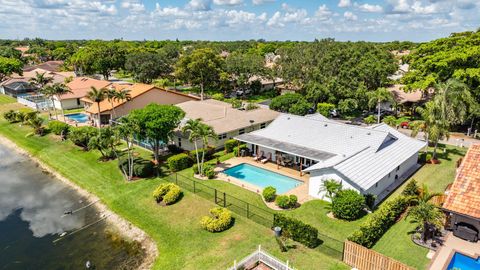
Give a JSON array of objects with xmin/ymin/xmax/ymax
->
[{"xmin": 0, "ymin": 142, "xmax": 145, "ymax": 269}]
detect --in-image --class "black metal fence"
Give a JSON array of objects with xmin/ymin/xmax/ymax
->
[{"xmin": 166, "ymin": 173, "xmax": 345, "ymax": 260}]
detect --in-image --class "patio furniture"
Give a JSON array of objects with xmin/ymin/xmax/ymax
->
[
  {"xmin": 261, "ymin": 153, "xmax": 272, "ymax": 164},
  {"xmin": 253, "ymin": 151, "xmax": 264, "ymax": 161}
]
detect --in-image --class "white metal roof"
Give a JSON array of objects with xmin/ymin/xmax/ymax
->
[{"xmin": 236, "ymin": 114, "xmax": 426, "ymax": 191}]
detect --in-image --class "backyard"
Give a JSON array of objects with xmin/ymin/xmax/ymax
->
[{"xmin": 0, "ymin": 102, "xmax": 348, "ymax": 270}]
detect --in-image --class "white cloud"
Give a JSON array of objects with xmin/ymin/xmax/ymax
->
[
  {"xmin": 338, "ymin": 0, "xmax": 352, "ymax": 8},
  {"xmin": 187, "ymin": 0, "xmax": 211, "ymax": 11},
  {"xmin": 252, "ymin": 0, "xmax": 275, "ymax": 5},
  {"xmin": 344, "ymin": 11, "xmax": 358, "ymax": 21},
  {"xmin": 315, "ymin": 4, "xmax": 333, "ymax": 21},
  {"xmin": 387, "ymin": 0, "xmax": 411, "ymax": 14},
  {"xmin": 121, "ymin": 0, "xmax": 145, "ymax": 14},
  {"xmin": 213, "ymin": 0, "xmax": 243, "ymax": 6},
  {"xmin": 355, "ymin": 3, "xmax": 383, "ymax": 13}
]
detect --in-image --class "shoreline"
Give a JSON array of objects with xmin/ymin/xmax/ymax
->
[{"xmin": 0, "ymin": 135, "xmax": 158, "ymax": 270}]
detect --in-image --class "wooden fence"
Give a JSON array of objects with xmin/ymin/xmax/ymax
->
[{"xmin": 343, "ymin": 241, "xmax": 414, "ymax": 270}]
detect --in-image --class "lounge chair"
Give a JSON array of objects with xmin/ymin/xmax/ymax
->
[
  {"xmin": 261, "ymin": 153, "xmax": 272, "ymax": 164},
  {"xmin": 253, "ymin": 151, "xmax": 264, "ymax": 161}
]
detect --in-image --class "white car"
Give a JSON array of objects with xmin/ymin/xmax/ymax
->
[{"xmin": 236, "ymin": 88, "xmax": 252, "ymax": 96}]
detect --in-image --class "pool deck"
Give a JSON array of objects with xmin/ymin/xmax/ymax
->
[
  {"xmin": 428, "ymin": 232, "xmax": 480, "ymax": 270},
  {"xmin": 56, "ymin": 115, "xmax": 91, "ymax": 127},
  {"xmin": 215, "ymin": 157, "xmax": 313, "ymax": 203}
]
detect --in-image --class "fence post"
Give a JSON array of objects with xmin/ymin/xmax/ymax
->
[
  {"xmin": 193, "ymin": 181, "xmax": 196, "ymax": 193},
  {"xmin": 214, "ymin": 189, "xmax": 217, "ymax": 204},
  {"xmin": 246, "ymin": 203, "xmax": 249, "ymax": 218},
  {"xmin": 223, "ymin": 192, "xmax": 226, "ymax": 207}
]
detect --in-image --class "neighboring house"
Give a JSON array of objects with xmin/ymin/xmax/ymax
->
[
  {"xmin": 174, "ymin": 99, "xmax": 280, "ymax": 151},
  {"xmin": 443, "ymin": 144, "xmax": 480, "ymax": 242},
  {"xmin": 380, "ymin": 84, "xmax": 431, "ymax": 112},
  {"xmin": 277, "ymin": 83, "xmax": 302, "ymax": 95},
  {"xmin": 388, "ymin": 63, "xmax": 410, "ymax": 81},
  {"xmin": 53, "ymin": 77, "xmax": 111, "ymax": 110},
  {"xmin": 24, "ymin": 61, "xmax": 64, "ymax": 72},
  {"xmin": 235, "ymin": 114, "xmax": 425, "ymax": 204},
  {"xmin": 0, "ymin": 68, "xmax": 71, "ymax": 97},
  {"xmin": 84, "ymin": 84, "xmax": 199, "ymax": 125},
  {"xmin": 249, "ymin": 75, "xmax": 283, "ymax": 92}
]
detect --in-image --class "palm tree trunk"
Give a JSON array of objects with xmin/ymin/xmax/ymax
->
[
  {"xmin": 110, "ymin": 100, "xmax": 116, "ymax": 120},
  {"xmin": 432, "ymin": 140, "xmax": 439, "ymax": 160},
  {"xmin": 422, "ymin": 222, "xmax": 429, "ymax": 243},
  {"xmin": 96, "ymin": 102, "xmax": 101, "ymax": 130},
  {"xmin": 377, "ymin": 101, "xmax": 381, "ymax": 124},
  {"xmin": 193, "ymin": 140, "xmax": 200, "ymax": 175},
  {"xmin": 51, "ymin": 97, "xmax": 59, "ymax": 120},
  {"xmin": 200, "ymin": 140, "xmax": 206, "ymax": 176}
]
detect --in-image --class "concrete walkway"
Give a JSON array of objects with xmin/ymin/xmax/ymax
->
[{"xmin": 428, "ymin": 232, "xmax": 480, "ymax": 270}]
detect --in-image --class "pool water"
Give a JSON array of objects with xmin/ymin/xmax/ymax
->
[
  {"xmin": 447, "ymin": 252, "xmax": 480, "ymax": 270},
  {"xmin": 223, "ymin": 163, "xmax": 302, "ymax": 194},
  {"xmin": 66, "ymin": 113, "xmax": 89, "ymax": 123}
]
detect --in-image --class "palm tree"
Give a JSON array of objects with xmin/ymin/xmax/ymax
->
[
  {"xmin": 416, "ymin": 101, "xmax": 449, "ymax": 160},
  {"xmin": 113, "ymin": 89, "xmax": 131, "ymax": 119},
  {"xmin": 41, "ymin": 85, "xmax": 58, "ymax": 120},
  {"xmin": 27, "ymin": 116, "xmax": 45, "ymax": 136},
  {"xmin": 367, "ymin": 87, "xmax": 394, "ymax": 124},
  {"xmin": 198, "ymin": 123, "xmax": 217, "ymax": 175},
  {"xmin": 182, "ymin": 119, "xmax": 203, "ymax": 174},
  {"xmin": 406, "ymin": 201, "xmax": 444, "ymax": 243},
  {"xmin": 319, "ymin": 179, "xmax": 342, "ymax": 201},
  {"xmin": 86, "ymin": 86, "xmax": 106, "ymax": 130},
  {"xmin": 30, "ymin": 72, "xmax": 54, "ymax": 117},
  {"xmin": 105, "ymin": 87, "xmax": 117, "ymax": 119},
  {"xmin": 50, "ymin": 83, "xmax": 72, "ymax": 119}
]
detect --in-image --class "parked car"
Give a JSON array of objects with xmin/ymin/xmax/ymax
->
[
  {"xmin": 235, "ymin": 88, "xmax": 251, "ymax": 97},
  {"xmin": 330, "ymin": 109, "xmax": 339, "ymax": 117},
  {"xmin": 400, "ymin": 121, "xmax": 409, "ymax": 129}
]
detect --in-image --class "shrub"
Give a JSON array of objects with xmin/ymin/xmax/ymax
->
[
  {"xmin": 331, "ymin": 189, "xmax": 365, "ymax": 221},
  {"xmin": 348, "ymin": 196, "xmax": 409, "ymax": 248},
  {"xmin": 3, "ymin": 110, "xmax": 19, "ymax": 123},
  {"xmin": 364, "ymin": 194, "xmax": 376, "ymax": 210},
  {"xmin": 133, "ymin": 159, "xmax": 156, "ymax": 178},
  {"xmin": 402, "ymin": 179, "xmax": 420, "ymax": 197},
  {"xmin": 211, "ymin": 93, "xmax": 224, "ymax": 101},
  {"xmin": 224, "ymin": 139, "xmax": 237, "ymax": 153},
  {"xmin": 69, "ymin": 126, "xmax": 98, "ymax": 150},
  {"xmin": 48, "ymin": 120, "xmax": 70, "ymax": 136},
  {"xmin": 204, "ymin": 165, "xmax": 215, "ymax": 179},
  {"xmin": 189, "ymin": 148, "xmax": 214, "ymax": 161},
  {"xmin": 201, "ymin": 207, "xmax": 232, "ymax": 232},
  {"xmin": 363, "ymin": 115, "xmax": 376, "ymax": 125},
  {"xmin": 270, "ymin": 93, "xmax": 305, "ymax": 113},
  {"xmin": 167, "ymin": 144, "xmax": 183, "ymax": 154},
  {"xmin": 245, "ymin": 103, "xmax": 259, "ymax": 111},
  {"xmin": 425, "ymin": 153, "xmax": 432, "ymax": 163},
  {"xmin": 262, "ymin": 186, "xmax": 277, "ymax": 202},
  {"xmin": 288, "ymin": 100, "xmax": 312, "ymax": 116},
  {"xmin": 167, "ymin": 153, "xmax": 193, "ymax": 172},
  {"xmin": 275, "ymin": 195, "xmax": 298, "ymax": 209},
  {"xmin": 273, "ymin": 214, "xmax": 318, "ymax": 248},
  {"xmin": 152, "ymin": 183, "xmax": 181, "ymax": 205},
  {"xmin": 233, "ymin": 144, "xmax": 248, "ymax": 156},
  {"xmin": 317, "ymin": 103, "xmax": 335, "ymax": 117},
  {"xmin": 192, "ymin": 164, "xmax": 200, "ymax": 175}
]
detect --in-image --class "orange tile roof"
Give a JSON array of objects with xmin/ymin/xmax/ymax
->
[
  {"xmin": 443, "ymin": 144, "xmax": 480, "ymax": 219},
  {"xmin": 62, "ymin": 77, "xmax": 111, "ymax": 100}
]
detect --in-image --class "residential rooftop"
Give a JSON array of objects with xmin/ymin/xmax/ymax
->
[
  {"xmin": 62, "ymin": 77, "xmax": 111, "ymax": 100},
  {"xmin": 443, "ymin": 144, "xmax": 480, "ymax": 219}
]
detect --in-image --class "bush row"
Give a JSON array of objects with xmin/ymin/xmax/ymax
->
[
  {"xmin": 276, "ymin": 195, "xmax": 297, "ymax": 209},
  {"xmin": 201, "ymin": 207, "xmax": 232, "ymax": 232},
  {"xmin": 273, "ymin": 214, "xmax": 318, "ymax": 248},
  {"xmin": 224, "ymin": 139, "xmax": 237, "ymax": 153},
  {"xmin": 347, "ymin": 196, "xmax": 409, "ymax": 248},
  {"xmin": 167, "ymin": 153, "xmax": 193, "ymax": 172},
  {"xmin": 48, "ymin": 120, "xmax": 70, "ymax": 136}
]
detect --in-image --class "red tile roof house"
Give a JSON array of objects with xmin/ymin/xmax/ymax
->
[
  {"xmin": 443, "ymin": 144, "xmax": 480, "ymax": 242},
  {"xmin": 53, "ymin": 77, "xmax": 111, "ymax": 110}
]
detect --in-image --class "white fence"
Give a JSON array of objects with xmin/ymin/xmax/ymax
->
[
  {"xmin": 17, "ymin": 94, "xmax": 51, "ymax": 110},
  {"xmin": 228, "ymin": 246, "xmax": 294, "ymax": 270}
]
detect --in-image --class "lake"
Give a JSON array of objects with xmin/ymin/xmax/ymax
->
[{"xmin": 0, "ymin": 142, "xmax": 145, "ymax": 269}]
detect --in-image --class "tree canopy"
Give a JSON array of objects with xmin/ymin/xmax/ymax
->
[{"xmin": 0, "ymin": 56, "xmax": 23, "ymax": 81}]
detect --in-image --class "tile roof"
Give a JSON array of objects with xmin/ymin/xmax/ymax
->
[
  {"xmin": 443, "ymin": 144, "xmax": 480, "ymax": 219},
  {"xmin": 62, "ymin": 77, "xmax": 111, "ymax": 100},
  {"xmin": 176, "ymin": 99, "xmax": 280, "ymax": 135},
  {"xmin": 24, "ymin": 61, "xmax": 64, "ymax": 72},
  {"xmin": 84, "ymin": 83, "xmax": 154, "ymax": 113}
]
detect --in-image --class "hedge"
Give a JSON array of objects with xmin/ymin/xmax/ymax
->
[
  {"xmin": 189, "ymin": 148, "xmax": 214, "ymax": 161},
  {"xmin": 348, "ymin": 196, "xmax": 409, "ymax": 248},
  {"xmin": 204, "ymin": 165, "xmax": 215, "ymax": 179},
  {"xmin": 262, "ymin": 186, "xmax": 276, "ymax": 202},
  {"xmin": 47, "ymin": 120, "xmax": 70, "ymax": 136},
  {"xmin": 331, "ymin": 189, "xmax": 365, "ymax": 221},
  {"xmin": 224, "ymin": 139, "xmax": 237, "ymax": 153},
  {"xmin": 317, "ymin": 103, "xmax": 335, "ymax": 117},
  {"xmin": 153, "ymin": 183, "xmax": 182, "ymax": 205},
  {"xmin": 201, "ymin": 207, "xmax": 233, "ymax": 232},
  {"xmin": 275, "ymin": 195, "xmax": 297, "ymax": 209},
  {"xmin": 69, "ymin": 126, "xmax": 98, "ymax": 150},
  {"xmin": 273, "ymin": 214, "xmax": 318, "ymax": 248},
  {"xmin": 233, "ymin": 144, "xmax": 248, "ymax": 156},
  {"xmin": 167, "ymin": 153, "xmax": 193, "ymax": 172},
  {"xmin": 118, "ymin": 157, "xmax": 156, "ymax": 178}
]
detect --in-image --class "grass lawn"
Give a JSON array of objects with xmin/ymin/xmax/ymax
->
[
  {"xmin": 0, "ymin": 94, "xmax": 16, "ymax": 105},
  {"xmin": 372, "ymin": 144, "xmax": 466, "ymax": 269},
  {"xmin": 0, "ymin": 114, "xmax": 348, "ymax": 270}
]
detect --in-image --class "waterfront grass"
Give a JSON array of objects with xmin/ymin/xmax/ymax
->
[
  {"xmin": 0, "ymin": 118, "xmax": 347, "ymax": 270},
  {"xmin": 0, "ymin": 94, "xmax": 16, "ymax": 104}
]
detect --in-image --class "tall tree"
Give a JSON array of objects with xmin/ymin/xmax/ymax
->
[
  {"xmin": 175, "ymin": 48, "xmax": 224, "ymax": 100},
  {"xmin": 125, "ymin": 51, "xmax": 173, "ymax": 83},
  {"xmin": 406, "ymin": 201, "xmax": 444, "ymax": 243},
  {"xmin": 225, "ymin": 51, "xmax": 264, "ymax": 91},
  {"xmin": 51, "ymin": 83, "xmax": 72, "ymax": 119},
  {"xmin": 129, "ymin": 104, "xmax": 185, "ymax": 164},
  {"xmin": 29, "ymin": 71, "xmax": 53, "ymax": 89},
  {"xmin": 367, "ymin": 87, "xmax": 394, "ymax": 124},
  {"xmin": 114, "ymin": 116, "xmax": 139, "ymax": 181},
  {"xmin": 86, "ymin": 86, "xmax": 106, "ymax": 129},
  {"xmin": 0, "ymin": 56, "xmax": 23, "ymax": 82},
  {"xmin": 198, "ymin": 123, "xmax": 217, "ymax": 176},
  {"xmin": 112, "ymin": 88, "xmax": 131, "ymax": 119},
  {"xmin": 182, "ymin": 119, "xmax": 203, "ymax": 175}
]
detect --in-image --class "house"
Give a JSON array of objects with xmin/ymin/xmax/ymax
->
[
  {"xmin": 235, "ymin": 114, "xmax": 426, "ymax": 204},
  {"xmin": 53, "ymin": 77, "xmax": 111, "ymax": 110},
  {"xmin": 380, "ymin": 84, "xmax": 432, "ymax": 112},
  {"xmin": 443, "ymin": 144, "xmax": 480, "ymax": 242},
  {"xmin": 0, "ymin": 68, "xmax": 71, "ymax": 97},
  {"xmin": 24, "ymin": 61, "xmax": 65, "ymax": 72},
  {"xmin": 84, "ymin": 83, "xmax": 199, "ymax": 125},
  {"xmin": 388, "ymin": 63, "xmax": 410, "ymax": 81},
  {"xmin": 277, "ymin": 83, "xmax": 302, "ymax": 95},
  {"xmin": 173, "ymin": 99, "xmax": 280, "ymax": 151},
  {"xmin": 248, "ymin": 75, "xmax": 283, "ymax": 92}
]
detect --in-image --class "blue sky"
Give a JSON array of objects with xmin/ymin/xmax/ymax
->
[{"xmin": 0, "ymin": 0, "xmax": 479, "ymax": 42}]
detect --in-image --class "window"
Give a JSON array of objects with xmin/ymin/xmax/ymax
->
[
  {"xmin": 218, "ymin": 133, "xmax": 227, "ymax": 140},
  {"xmin": 178, "ymin": 137, "xmax": 182, "ymax": 147},
  {"xmin": 239, "ymin": 129, "xmax": 245, "ymax": 135},
  {"xmin": 260, "ymin": 123, "xmax": 266, "ymax": 129},
  {"xmin": 76, "ymin": 98, "xmax": 81, "ymax": 105}
]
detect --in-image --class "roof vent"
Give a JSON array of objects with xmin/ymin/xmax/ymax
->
[
  {"xmin": 350, "ymin": 136, "xmax": 353, "ymax": 139},
  {"xmin": 324, "ymin": 124, "xmax": 328, "ymax": 127},
  {"xmin": 367, "ymin": 132, "xmax": 371, "ymax": 135}
]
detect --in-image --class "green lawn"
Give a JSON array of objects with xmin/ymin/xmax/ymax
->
[
  {"xmin": 372, "ymin": 144, "xmax": 466, "ymax": 269},
  {"xmin": 0, "ymin": 116, "xmax": 348, "ymax": 270},
  {"xmin": 0, "ymin": 94, "xmax": 16, "ymax": 105}
]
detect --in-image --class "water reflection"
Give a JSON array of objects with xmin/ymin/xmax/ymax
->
[{"xmin": 0, "ymin": 145, "xmax": 85, "ymax": 237}]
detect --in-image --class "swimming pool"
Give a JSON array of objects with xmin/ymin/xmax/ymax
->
[
  {"xmin": 65, "ymin": 113, "xmax": 89, "ymax": 123},
  {"xmin": 447, "ymin": 252, "xmax": 480, "ymax": 270},
  {"xmin": 223, "ymin": 163, "xmax": 302, "ymax": 194}
]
